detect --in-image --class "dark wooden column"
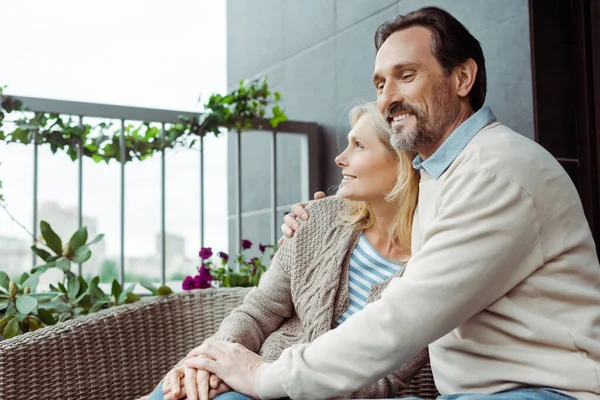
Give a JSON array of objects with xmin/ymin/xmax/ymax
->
[{"xmin": 529, "ymin": 0, "xmax": 600, "ymax": 250}]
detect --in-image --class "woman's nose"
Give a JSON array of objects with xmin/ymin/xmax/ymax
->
[{"xmin": 335, "ymin": 152, "xmax": 347, "ymax": 167}]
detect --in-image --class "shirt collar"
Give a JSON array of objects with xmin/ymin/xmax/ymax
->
[{"xmin": 412, "ymin": 105, "xmax": 496, "ymax": 179}]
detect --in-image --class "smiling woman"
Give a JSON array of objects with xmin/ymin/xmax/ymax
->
[
  {"xmin": 149, "ymin": 102, "xmax": 425, "ymax": 400},
  {"xmin": 337, "ymin": 102, "xmax": 419, "ymax": 252}
]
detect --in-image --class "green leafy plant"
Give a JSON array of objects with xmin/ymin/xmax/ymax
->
[
  {"xmin": 0, "ymin": 221, "xmax": 172, "ymax": 340},
  {"xmin": 0, "ymin": 78, "xmax": 286, "ymax": 165},
  {"xmin": 183, "ymin": 240, "xmax": 277, "ymax": 290}
]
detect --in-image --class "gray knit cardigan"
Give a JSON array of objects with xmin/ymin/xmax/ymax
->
[{"xmin": 213, "ymin": 196, "xmax": 428, "ymax": 398}]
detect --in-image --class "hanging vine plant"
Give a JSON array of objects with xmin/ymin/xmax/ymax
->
[{"xmin": 0, "ymin": 78, "xmax": 287, "ymax": 200}]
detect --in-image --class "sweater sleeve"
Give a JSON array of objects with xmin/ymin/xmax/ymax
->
[
  {"xmin": 210, "ymin": 251, "xmax": 294, "ymax": 353},
  {"xmin": 255, "ymin": 169, "xmax": 544, "ymax": 400},
  {"xmin": 211, "ymin": 196, "xmax": 343, "ymax": 353}
]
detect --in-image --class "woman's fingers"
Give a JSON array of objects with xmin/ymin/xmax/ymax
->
[
  {"xmin": 163, "ymin": 367, "xmax": 184, "ymax": 397},
  {"xmin": 283, "ymin": 213, "xmax": 300, "ymax": 231},
  {"xmin": 313, "ymin": 191, "xmax": 326, "ymax": 200},
  {"xmin": 184, "ymin": 366, "xmax": 199, "ymax": 400},
  {"xmin": 209, "ymin": 374, "xmax": 222, "ymax": 389},
  {"xmin": 196, "ymin": 369, "xmax": 211, "ymax": 400}
]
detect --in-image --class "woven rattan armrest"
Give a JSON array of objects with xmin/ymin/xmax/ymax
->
[{"xmin": 0, "ymin": 288, "xmax": 250, "ymax": 400}]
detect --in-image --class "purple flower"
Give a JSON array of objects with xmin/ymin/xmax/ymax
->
[
  {"xmin": 182, "ymin": 266, "xmax": 213, "ymax": 291},
  {"xmin": 241, "ymin": 239, "xmax": 252, "ymax": 250},
  {"xmin": 182, "ymin": 276, "xmax": 196, "ymax": 291},
  {"xmin": 217, "ymin": 251, "xmax": 229, "ymax": 262},
  {"xmin": 259, "ymin": 243, "xmax": 266, "ymax": 253},
  {"xmin": 199, "ymin": 247, "xmax": 213, "ymax": 260},
  {"xmin": 198, "ymin": 264, "xmax": 213, "ymax": 282}
]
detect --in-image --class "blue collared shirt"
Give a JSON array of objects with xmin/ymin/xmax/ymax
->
[{"xmin": 412, "ymin": 105, "xmax": 497, "ymax": 179}]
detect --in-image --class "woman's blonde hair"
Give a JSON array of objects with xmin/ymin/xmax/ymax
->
[{"xmin": 338, "ymin": 102, "xmax": 419, "ymax": 252}]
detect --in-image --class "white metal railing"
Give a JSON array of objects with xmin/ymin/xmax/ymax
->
[{"xmin": 2, "ymin": 95, "xmax": 321, "ymax": 286}]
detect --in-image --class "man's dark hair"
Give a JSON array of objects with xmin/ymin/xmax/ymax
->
[{"xmin": 374, "ymin": 6, "xmax": 487, "ymax": 111}]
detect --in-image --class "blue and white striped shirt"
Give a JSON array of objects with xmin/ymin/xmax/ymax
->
[{"xmin": 334, "ymin": 234, "xmax": 404, "ymax": 326}]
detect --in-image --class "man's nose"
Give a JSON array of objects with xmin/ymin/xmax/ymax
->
[{"xmin": 377, "ymin": 82, "xmax": 403, "ymax": 115}]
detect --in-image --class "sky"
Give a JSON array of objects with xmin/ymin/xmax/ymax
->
[{"xmin": 0, "ymin": 0, "xmax": 229, "ymax": 260}]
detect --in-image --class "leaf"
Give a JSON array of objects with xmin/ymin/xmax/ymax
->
[
  {"xmin": 124, "ymin": 283, "xmax": 136, "ymax": 294},
  {"xmin": 89, "ymin": 300, "xmax": 110, "ymax": 313},
  {"xmin": 72, "ymin": 246, "xmax": 91, "ymax": 264},
  {"xmin": 87, "ymin": 234, "xmax": 104, "ymax": 246},
  {"xmin": 17, "ymin": 272, "xmax": 29, "ymax": 285},
  {"xmin": 88, "ymin": 277, "xmax": 106, "ymax": 299},
  {"xmin": 54, "ymin": 258, "xmax": 71, "ymax": 272},
  {"xmin": 117, "ymin": 291, "xmax": 126, "ymax": 305},
  {"xmin": 124, "ymin": 292, "xmax": 141, "ymax": 304},
  {"xmin": 37, "ymin": 308, "xmax": 56, "ymax": 325},
  {"xmin": 0, "ymin": 271, "xmax": 9, "ymax": 289},
  {"xmin": 157, "ymin": 285, "xmax": 173, "ymax": 296},
  {"xmin": 0, "ymin": 300, "xmax": 9, "ymax": 311},
  {"xmin": 28, "ymin": 317, "xmax": 42, "ymax": 331},
  {"xmin": 22, "ymin": 271, "xmax": 42, "ymax": 292},
  {"xmin": 68, "ymin": 226, "xmax": 88, "ymax": 253},
  {"xmin": 75, "ymin": 293, "xmax": 90, "ymax": 306},
  {"xmin": 57, "ymin": 282, "xmax": 67, "ymax": 294},
  {"xmin": 67, "ymin": 277, "xmax": 81, "ymax": 300},
  {"xmin": 111, "ymin": 279, "xmax": 122, "ymax": 301},
  {"xmin": 15, "ymin": 295, "xmax": 38, "ymax": 315},
  {"xmin": 31, "ymin": 245, "xmax": 52, "ymax": 262},
  {"xmin": 31, "ymin": 261, "xmax": 55, "ymax": 275},
  {"xmin": 139, "ymin": 282, "xmax": 158, "ymax": 295},
  {"xmin": 28, "ymin": 292, "xmax": 59, "ymax": 301},
  {"xmin": 4, "ymin": 317, "xmax": 19, "ymax": 339},
  {"xmin": 0, "ymin": 314, "xmax": 14, "ymax": 331},
  {"xmin": 40, "ymin": 221, "xmax": 63, "ymax": 255},
  {"xmin": 16, "ymin": 312, "xmax": 28, "ymax": 323},
  {"xmin": 78, "ymin": 275, "xmax": 88, "ymax": 296}
]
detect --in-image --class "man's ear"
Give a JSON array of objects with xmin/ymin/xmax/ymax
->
[{"xmin": 455, "ymin": 58, "xmax": 478, "ymax": 99}]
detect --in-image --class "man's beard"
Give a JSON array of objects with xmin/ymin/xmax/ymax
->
[{"xmin": 385, "ymin": 86, "xmax": 456, "ymax": 152}]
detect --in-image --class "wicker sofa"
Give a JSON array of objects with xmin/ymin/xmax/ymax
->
[{"xmin": 0, "ymin": 288, "xmax": 439, "ymax": 399}]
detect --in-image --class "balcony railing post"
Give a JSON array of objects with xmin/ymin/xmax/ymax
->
[
  {"xmin": 199, "ymin": 134, "xmax": 205, "ymax": 250},
  {"xmin": 77, "ymin": 116, "xmax": 84, "ymax": 276},
  {"xmin": 31, "ymin": 120, "xmax": 39, "ymax": 268},
  {"xmin": 119, "ymin": 119, "xmax": 126, "ymax": 286},
  {"xmin": 271, "ymin": 131, "xmax": 277, "ymax": 245},
  {"xmin": 161, "ymin": 123, "xmax": 166, "ymax": 286},
  {"xmin": 236, "ymin": 129, "xmax": 242, "ymax": 252}
]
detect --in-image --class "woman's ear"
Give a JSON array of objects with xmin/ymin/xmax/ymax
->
[{"xmin": 455, "ymin": 58, "xmax": 478, "ymax": 99}]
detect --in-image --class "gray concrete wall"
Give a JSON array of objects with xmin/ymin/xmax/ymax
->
[{"xmin": 226, "ymin": 0, "xmax": 534, "ymax": 254}]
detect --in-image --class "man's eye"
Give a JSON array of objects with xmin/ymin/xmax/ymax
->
[
  {"xmin": 376, "ymin": 83, "xmax": 384, "ymax": 91},
  {"xmin": 355, "ymin": 142, "xmax": 364, "ymax": 149},
  {"xmin": 402, "ymin": 73, "xmax": 415, "ymax": 80}
]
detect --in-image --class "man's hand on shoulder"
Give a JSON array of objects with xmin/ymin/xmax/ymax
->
[{"xmin": 278, "ymin": 191, "xmax": 326, "ymax": 246}]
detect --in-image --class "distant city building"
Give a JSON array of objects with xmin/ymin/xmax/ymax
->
[
  {"xmin": 1, "ymin": 201, "xmax": 194, "ymax": 285},
  {"xmin": 39, "ymin": 201, "xmax": 106, "ymax": 276},
  {"xmin": 0, "ymin": 236, "xmax": 30, "ymax": 278}
]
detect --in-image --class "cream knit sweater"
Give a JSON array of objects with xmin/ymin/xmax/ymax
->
[
  {"xmin": 212, "ymin": 196, "xmax": 428, "ymax": 398},
  {"xmin": 255, "ymin": 122, "xmax": 600, "ymax": 400}
]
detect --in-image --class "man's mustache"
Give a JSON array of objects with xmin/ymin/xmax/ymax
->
[{"xmin": 384, "ymin": 103, "xmax": 420, "ymax": 120}]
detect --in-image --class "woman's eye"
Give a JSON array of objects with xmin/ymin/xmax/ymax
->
[{"xmin": 355, "ymin": 142, "xmax": 364, "ymax": 149}]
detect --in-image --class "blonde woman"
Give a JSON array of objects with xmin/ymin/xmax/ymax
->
[{"xmin": 154, "ymin": 102, "xmax": 426, "ymax": 400}]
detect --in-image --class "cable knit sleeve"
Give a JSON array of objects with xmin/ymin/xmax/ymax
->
[
  {"xmin": 211, "ymin": 197, "xmax": 344, "ymax": 351},
  {"xmin": 210, "ymin": 251, "xmax": 295, "ymax": 353}
]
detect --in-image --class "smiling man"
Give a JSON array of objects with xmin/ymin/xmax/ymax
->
[{"xmin": 186, "ymin": 7, "xmax": 600, "ymax": 400}]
